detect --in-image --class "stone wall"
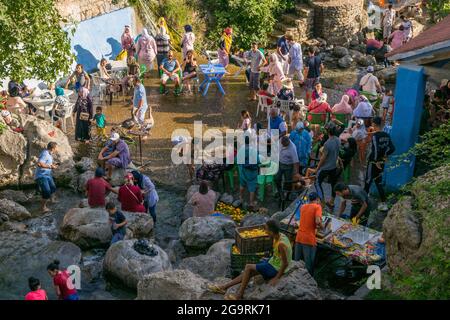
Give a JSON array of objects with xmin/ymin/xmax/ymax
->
[
  {"xmin": 55, "ymin": 0, "xmax": 128, "ymax": 22},
  {"xmin": 312, "ymin": 0, "xmax": 365, "ymax": 44}
]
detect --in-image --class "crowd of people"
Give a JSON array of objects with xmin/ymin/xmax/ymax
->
[{"xmin": 4, "ymin": 3, "xmax": 441, "ymax": 301}]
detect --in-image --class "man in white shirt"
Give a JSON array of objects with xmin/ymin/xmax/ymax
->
[
  {"xmin": 382, "ymin": 4, "xmax": 396, "ymax": 40},
  {"xmin": 287, "ymin": 34, "xmax": 304, "ymax": 87},
  {"xmin": 245, "ymin": 42, "xmax": 267, "ymax": 101},
  {"xmin": 359, "ymin": 66, "xmax": 381, "ymax": 97}
]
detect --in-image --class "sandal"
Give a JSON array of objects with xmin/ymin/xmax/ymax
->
[
  {"xmin": 207, "ymin": 284, "xmax": 226, "ymax": 295},
  {"xmin": 224, "ymin": 294, "xmax": 238, "ymax": 300}
]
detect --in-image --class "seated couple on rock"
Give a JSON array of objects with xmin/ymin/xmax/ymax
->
[
  {"xmin": 208, "ymin": 220, "xmax": 292, "ymax": 300},
  {"xmin": 98, "ymin": 131, "xmax": 131, "ymax": 180}
]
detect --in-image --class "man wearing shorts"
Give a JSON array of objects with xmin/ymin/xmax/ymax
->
[
  {"xmin": 304, "ymin": 46, "xmax": 324, "ymax": 105},
  {"xmin": 34, "ymin": 142, "xmax": 58, "ymax": 213},
  {"xmin": 207, "ymin": 220, "xmax": 292, "ymax": 300},
  {"xmin": 245, "ymin": 42, "xmax": 266, "ymax": 101},
  {"xmin": 160, "ymin": 50, "xmax": 181, "ymax": 94},
  {"xmin": 287, "ymin": 34, "xmax": 304, "ymax": 87}
]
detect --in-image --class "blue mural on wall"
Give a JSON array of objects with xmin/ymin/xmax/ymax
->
[{"xmin": 69, "ymin": 7, "xmax": 137, "ymax": 72}]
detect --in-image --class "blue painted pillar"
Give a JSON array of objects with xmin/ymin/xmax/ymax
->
[{"xmin": 384, "ymin": 65, "xmax": 425, "ymax": 191}]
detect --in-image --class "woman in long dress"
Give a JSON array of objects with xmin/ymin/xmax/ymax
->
[
  {"xmin": 181, "ymin": 24, "xmax": 195, "ymax": 60},
  {"xmin": 121, "ymin": 25, "xmax": 135, "ymax": 58},
  {"xmin": 267, "ymin": 53, "xmax": 286, "ymax": 95},
  {"xmin": 73, "ymin": 87, "xmax": 93, "ymax": 143},
  {"xmin": 218, "ymin": 27, "xmax": 233, "ymax": 68},
  {"xmin": 136, "ymin": 28, "xmax": 157, "ymax": 71}
]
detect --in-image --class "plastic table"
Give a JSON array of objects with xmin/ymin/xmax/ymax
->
[{"xmin": 198, "ymin": 64, "xmax": 226, "ymax": 96}]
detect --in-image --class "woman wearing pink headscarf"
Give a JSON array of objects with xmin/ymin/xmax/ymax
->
[
  {"xmin": 73, "ymin": 87, "xmax": 93, "ymax": 143},
  {"xmin": 388, "ymin": 25, "xmax": 406, "ymax": 50},
  {"xmin": 267, "ymin": 53, "xmax": 286, "ymax": 95},
  {"xmin": 332, "ymin": 95, "xmax": 353, "ymax": 114},
  {"xmin": 136, "ymin": 28, "xmax": 158, "ymax": 71},
  {"xmin": 121, "ymin": 25, "xmax": 135, "ymax": 58}
]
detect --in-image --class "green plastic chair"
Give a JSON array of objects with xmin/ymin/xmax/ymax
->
[
  {"xmin": 139, "ymin": 64, "xmax": 147, "ymax": 81},
  {"xmin": 306, "ymin": 112, "xmax": 329, "ymax": 125},
  {"xmin": 331, "ymin": 113, "xmax": 351, "ymax": 127},
  {"xmin": 257, "ymin": 161, "xmax": 278, "ymax": 202},
  {"xmin": 159, "ymin": 68, "xmax": 183, "ymax": 95},
  {"xmin": 342, "ymin": 165, "xmax": 351, "ymax": 184},
  {"xmin": 224, "ymin": 165, "xmax": 238, "ymax": 192}
]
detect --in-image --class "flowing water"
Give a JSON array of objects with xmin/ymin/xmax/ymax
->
[{"xmin": 0, "ymin": 186, "xmax": 185, "ymax": 300}]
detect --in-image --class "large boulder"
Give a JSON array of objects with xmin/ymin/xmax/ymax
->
[
  {"xmin": 0, "ymin": 190, "xmax": 33, "ymax": 205},
  {"xmin": 77, "ymin": 170, "xmax": 95, "ymax": 193},
  {"xmin": 103, "ymin": 240, "xmax": 171, "ymax": 289},
  {"xmin": 59, "ymin": 207, "xmax": 154, "ymax": 249},
  {"xmin": 137, "ymin": 269, "xmax": 210, "ymax": 300},
  {"xmin": 19, "ymin": 115, "xmax": 75, "ymax": 187},
  {"xmin": 226, "ymin": 261, "xmax": 320, "ymax": 300},
  {"xmin": 0, "ymin": 199, "xmax": 31, "ymax": 221},
  {"xmin": 178, "ymin": 239, "xmax": 234, "ymax": 280},
  {"xmin": 338, "ymin": 55, "xmax": 354, "ymax": 69},
  {"xmin": 166, "ymin": 239, "xmax": 187, "ymax": 265},
  {"xmin": 0, "ymin": 126, "xmax": 27, "ymax": 188},
  {"xmin": 75, "ymin": 157, "xmax": 96, "ymax": 173},
  {"xmin": 179, "ymin": 216, "xmax": 236, "ymax": 249},
  {"xmin": 0, "ymin": 231, "xmax": 81, "ymax": 300},
  {"xmin": 383, "ymin": 165, "xmax": 450, "ymax": 297},
  {"xmin": 356, "ymin": 54, "xmax": 377, "ymax": 67},
  {"xmin": 333, "ymin": 46, "xmax": 349, "ymax": 58}
]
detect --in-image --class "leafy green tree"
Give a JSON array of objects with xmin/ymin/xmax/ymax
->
[
  {"xmin": 426, "ymin": 0, "xmax": 450, "ymax": 23},
  {"xmin": 0, "ymin": 0, "xmax": 74, "ymax": 83},
  {"xmin": 202, "ymin": 0, "xmax": 282, "ymax": 50}
]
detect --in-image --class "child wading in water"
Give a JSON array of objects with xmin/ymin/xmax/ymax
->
[{"xmin": 93, "ymin": 106, "xmax": 106, "ymax": 139}]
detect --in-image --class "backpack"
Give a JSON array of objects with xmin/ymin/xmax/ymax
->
[{"xmin": 133, "ymin": 239, "xmax": 158, "ymax": 257}]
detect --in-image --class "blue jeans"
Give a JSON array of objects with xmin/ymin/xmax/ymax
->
[
  {"xmin": 64, "ymin": 293, "xmax": 79, "ymax": 300},
  {"xmin": 144, "ymin": 200, "xmax": 157, "ymax": 223},
  {"xmin": 111, "ymin": 232, "xmax": 124, "ymax": 245},
  {"xmin": 294, "ymin": 243, "xmax": 317, "ymax": 276},
  {"xmin": 36, "ymin": 176, "xmax": 56, "ymax": 200}
]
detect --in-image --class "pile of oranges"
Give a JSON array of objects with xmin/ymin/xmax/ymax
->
[
  {"xmin": 239, "ymin": 229, "xmax": 269, "ymax": 239},
  {"xmin": 215, "ymin": 202, "xmax": 247, "ymax": 223},
  {"xmin": 232, "ymin": 244, "xmax": 266, "ymax": 255}
]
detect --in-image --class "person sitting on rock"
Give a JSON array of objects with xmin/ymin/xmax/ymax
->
[
  {"xmin": 106, "ymin": 202, "xmax": 128, "ymax": 245},
  {"xmin": 98, "ymin": 132, "xmax": 131, "ymax": 180},
  {"xmin": 188, "ymin": 180, "xmax": 216, "ymax": 217},
  {"xmin": 1, "ymin": 109, "xmax": 23, "ymax": 132},
  {"xmin": 118, "ymin": 173, "xmax": 146, "ymax": 213},
  {"xmin": 86, "ymin": 167, "xmax": 118, "ymax": 208},
  {"xmin": 25, "ymin": 277, "xmax": 48, "ymax": 300},
  {"xmin": 208, "ymin": 219, "xmax": 292, "ymax": 300}
]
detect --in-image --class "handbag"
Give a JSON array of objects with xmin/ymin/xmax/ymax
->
[{"xmin": 79, "ymin": 112, "xmax": 90, "ymax": 121}]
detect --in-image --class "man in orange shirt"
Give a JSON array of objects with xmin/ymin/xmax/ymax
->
[{"xmin": 294, "ymin": 192, "xmax": 323, "ymax": 275}]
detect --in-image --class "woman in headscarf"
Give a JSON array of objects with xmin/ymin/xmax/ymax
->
[
  {"xmin": 73, "ymin": 87, "xmax": 93, "ymax": 143},
  {"xmin": 158, "ymin": 17, "xmax": 170, "ymax": 38},
  {"xmin": 332, "ymin": 94, "xmax": 353, "ymax": 115},
  {"xmin": 267, "ymin": 53, "xmax": 286, "ymax": 95},
  {"xmin": 155, "ymin": 22, "xmax": 171, "ymax": 69},
  {"xmin": 218, "ymin": 27, "xmax": 233, "ymax": 68},
  {"xmin": 131, "ymin": 170, "xmax": 159, "ymax": 222},
  {"xmin": 181, "ymin": 24, "xmax": 196, "ymax": 60},
  {"xmin": 136, "ymin": 28, "xmax": 158, "ymax": 72},
  {"xmin": 121, "ymin": 25, "xmax": 135, "ymax": 58}
]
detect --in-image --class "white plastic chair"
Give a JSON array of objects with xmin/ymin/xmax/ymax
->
[
  {"xmin": 274, "ymin": 98, "xmax": 305, "ymax": 122},
  {"xmin": 256, "ymin": 94, "xmax": 274, "ymax": 117},
  {"xmin": 205, "ymin": 50, "xmax": 220, "ymax": 65},
  {"xmin": 91, "ymin": 74, "xmax": 106, "ymax": 104},
  {"xmin": 51, "ymin": 102, "xmax": 75, "ymax": 132}
]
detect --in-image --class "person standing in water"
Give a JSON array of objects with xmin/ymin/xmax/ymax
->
[{"xmin": 47, "ymin": 260, "xmax": 79, "ymax": 300}]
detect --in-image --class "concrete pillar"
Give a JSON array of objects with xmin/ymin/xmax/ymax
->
[{"xmin": 384, "ymin": 64, "xmax": 425, "ymax": 191}]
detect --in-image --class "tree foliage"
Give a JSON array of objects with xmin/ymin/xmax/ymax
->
[
  {"xmin": 0, "ymin": 0, "xmax": 74, "ymax": 83},
  {"xmin": 426, "ymin": 0, "xmax": 450, "ymax": 23},
  {"xmin": 202, "ymin": 0, "xmax": 287, "ymax": 50}
]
